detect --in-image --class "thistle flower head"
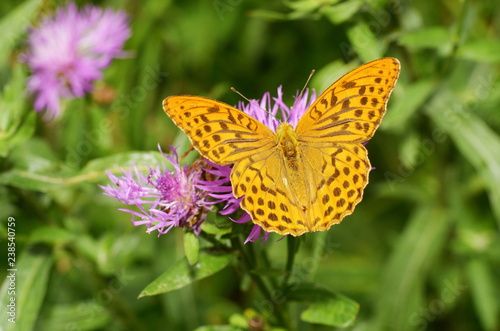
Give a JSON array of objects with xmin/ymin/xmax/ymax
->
[
  {"xmin": 22, "ymin": 2, "xmax": 130, "ymax": 119},
  {"xmin": 100, "ymin": 146, "xmax": 211, "ymax": 236}
]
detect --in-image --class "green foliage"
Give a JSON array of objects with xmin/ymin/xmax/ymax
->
[
  {"xmin": 0, "ymin": 249, "xmax": 53, "ymax": 331},
  {"xmin": 1, "ymin": 0, "xmax": 500, "ymax": 330},
  {"xmin": 139, "ymin": 251, "xmax": 236, "ymax": 297}
]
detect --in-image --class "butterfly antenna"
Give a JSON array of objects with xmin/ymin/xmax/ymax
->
[
  {"xmin": 292, "ymin": 69, "xmax": 315, "ymax": 110},
  {"xmin": 231, "ymin": 87, "xmax": 274, "ymax": 118}
]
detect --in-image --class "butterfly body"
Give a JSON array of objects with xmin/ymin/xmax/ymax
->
[
  {"xmin": 276, "ymin": 122, "xmax": 299, "ymax": 159},
  {"xmin": 275, "ymin": 123, "xmax": 311, "ymax": 217},
  {"xmin": 163, "ymin": 57, "xmax": 400, "ymax": 236}
]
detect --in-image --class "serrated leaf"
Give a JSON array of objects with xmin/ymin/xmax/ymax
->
[
  {"xmin": 139, "ymin": 251, "xmax": 236, "ymax": 297},
  {"xmin": 0, "ymin": 250, "xmax": 53, "ymax": 331},
  {"xmin": 184, "ymin": 231, "xmax": 200, "ymax": 265}
]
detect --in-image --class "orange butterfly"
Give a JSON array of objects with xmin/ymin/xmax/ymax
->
[{"xmin": 163, "ymin": 58, "xmax": 400, "ymax": 236}]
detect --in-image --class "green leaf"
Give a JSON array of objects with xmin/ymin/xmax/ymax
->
[
  {"xmin": 301, "ymin": 296, "xmax": 358, "ymax": 328},
  {"xmin": 287, "ymin": 283, "xmax": 359, "ymax": 327},
  {"xmin": 320, "ymin": 0, "xmax": 363, "ymax": 24},
  {"xmin": 427, "ymin": 90, "xmax": 500, "ymax": 225},
  {"xmin": 0, "ymin": 0, "xmax": 43, "ymax": 65},
  {"xmin": 312, "ymin": 60, "xmax": 356, "ymax": 92},
  {"xmin": 79, "ymin": 151, "xmax": 167, "ymax": 176},
  {"xmin": 6, "ymin": 112, "xmax": 36, "ymax": 149},
  {"xmin": 399, "ymin": 27, "xmax": 451, "ymax": 49},
  {"xmin": 249, "ymin": 9, "xmax": 296, "ymax": 21},
  {"xmin": 29, "ymin": 226, "xmax": 75, "ymax": 245},
  {"xmin": 228, "ymin": 313, "xmax": 248, "ymax": 328},
  {"xmin": 0, "ymin": 65, "xmax": 28, "ymax": 131},
  {"xmin": 74, "ymin": 235, "xmax": 100, "ymax": 266},
  {"xmin": 0, "ymin": 151, "xmax": 166, "ymax": 191},
  {"xmin": 0, "ymin": 65, "xmax": 34, "ymax": 157},
  {"xmin": 465, "ymin": 259, "xmax": 499, "ymax": 330},
  {"xmin": 0, "ymin": 249, "xmax": 53, "ymax": 331},
  {"xmin": 382, "ymin": 79, "xmax": 437, "ymax": 131},
  {"xmin": 284, "ymin": 0, "xmax": 326, "ymax": 12},
  {"xmin": 139, "ymin": 250, "xmax": 236, "ymax": 297},
  {"xmin": 37, "ymin": 301, "xmax": 112, "ymax": 331},
  {"xmin": 346, "ymin": 21, "xmax": 383, "ymax": 62},
  {"xmin": 457, "ymin": 40, "xmax": 500, "ymax": 63},
  {"xmin": 397, "ymin": 132, "xmax": 422, "ymax": 171},
  {"xmin": 374, "ymin": 206, "xmax": 450, "ymax": 329},
  {"xmin": 184, "ymin": 231, "xmax": 200, "ymax": 265},
  {"xmin": 193, "ymin": 326, "xmax": 239, "ymax": 331},
  {"xmin": 201, "ymin": 217, "xmax": 232, "ymax": 236}
]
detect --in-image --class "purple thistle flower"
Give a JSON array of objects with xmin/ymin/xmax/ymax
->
[
  {"xmin": 236, "ymin": 85, "xmax": 317, "ymax": 132},
  {"xmin": 100, "ymin": 146, "xmax": 212, "ymax": 236},
  {"xmin": 22, "ymin": 2, "xmax": 130, "ymax": 119},
  {"xmin": 197, "ymin": 86, "xmax": 317, "ymax": 244}
]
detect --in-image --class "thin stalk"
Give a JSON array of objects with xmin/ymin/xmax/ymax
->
[
  {"xmin": 282, "ymin": 235, "xmax": 300, "ymax": 288},
  {"xmin": 231, "ymin": 236, "xmax": 288, "ymax": 328}
]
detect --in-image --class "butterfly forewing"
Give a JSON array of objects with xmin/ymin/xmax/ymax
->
[
  {"xmin": 296, "ymin": 57, "xmax": 400, "ymax": 144},
  {"xmin": 163, "ymin": 96, "xmax": 275, "ymax": 165}
]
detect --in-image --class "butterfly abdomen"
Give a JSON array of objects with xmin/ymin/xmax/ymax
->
[{"xmin": 275, "ymin": 123, "xmax": 310, "ymax": 221}]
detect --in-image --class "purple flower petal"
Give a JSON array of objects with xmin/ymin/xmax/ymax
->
[
  {"xmin": 23, "ymin": 2, "xmax": 130, "ymax": 119},
  {"xmin": 100, "ymin": 145, "xmax": 211, "ymax": 237}
]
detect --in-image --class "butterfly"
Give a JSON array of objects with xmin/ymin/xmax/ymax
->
[{"xmin": 163, "ymin": 58, "xmax": 400, "ymax": 236}]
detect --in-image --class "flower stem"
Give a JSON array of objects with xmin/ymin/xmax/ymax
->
[
  {"xmin": 231, "ymin": 236, "xmax": 288, "ymax": 327},
  {"xmin": 282, "ymin": 235, "xmax": 300, "ymax": 288}
]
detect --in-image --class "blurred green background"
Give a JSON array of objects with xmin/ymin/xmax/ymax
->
[{"xmin": 1, "ymin": 0, "xmax": 500, "ymax": 330}]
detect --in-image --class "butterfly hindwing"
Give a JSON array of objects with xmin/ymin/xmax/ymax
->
[
  {"xmin": 300, "ymin": 143, "xmax": 370, "ymax": 232},
  {"xmin": 163, "ymin": 96, "xmax": 275, "ymax": 165},
  {"xmin": 231, "ymin": 149, "xmax": 309, "ymax": 236}
]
